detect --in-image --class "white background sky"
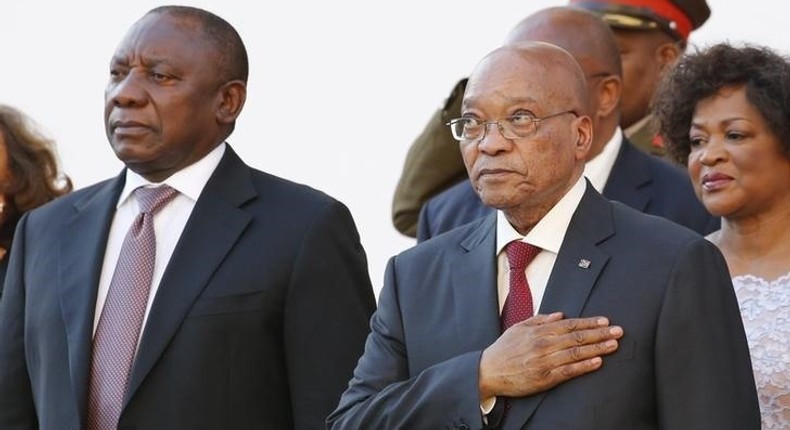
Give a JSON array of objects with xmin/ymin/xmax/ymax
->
[{"xmin": 1, "ymin": 1, "xmax": 786, "ymax": 296}]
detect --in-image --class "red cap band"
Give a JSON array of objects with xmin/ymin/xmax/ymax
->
[{"xmin": 574, "ymin": 0, "xmax": 693, "ymax": 40}]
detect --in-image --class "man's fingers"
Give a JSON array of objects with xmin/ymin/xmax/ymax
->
[
  {"xmin": 529, "ymin": 326, "xmax": 622, "ymax": 361},
  {"xmin": 557, "ymin": 316, "xmax": 611, "ymax": 332},
  {"xmin": 552, "ymin": 356, "xmax": 605, "ymax": 382},
  {"xmin": 522, "ymin": 312, "xmax": 565, "ymax": 326},
  {"xmin": 568, "ymin": 323, "xmax": 621, "ymax": 342},
  {"xmin": 518, "ymin": 316, "xmax": 611, "ymax": 333},
  {"xmin": 563, "ymin": 339, "xmax": 619, "ymax": 362},
  {"xmin": 562, "ymin": 325, "xmax": 623, "ymax": 349},
  {"xmin": 520, "ymin": 316, "xmax": 620, "ymax": 338}
]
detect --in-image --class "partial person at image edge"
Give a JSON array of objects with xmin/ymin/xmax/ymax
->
[{"xmin": 0, "ymin": 104, "xmax": 72, "ymax": 296}]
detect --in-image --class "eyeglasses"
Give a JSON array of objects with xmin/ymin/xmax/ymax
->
[{"xmin": 446, "ymin": 110, "xmax": 577, "ymax": 142}]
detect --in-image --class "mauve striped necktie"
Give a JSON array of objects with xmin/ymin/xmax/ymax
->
[{"xmin": 87, "ymin": 185, "xmax": 178, "ymax": 430}]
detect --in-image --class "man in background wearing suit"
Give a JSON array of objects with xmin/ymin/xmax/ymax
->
[
  {"xmin": 418, "ymin": 6, "xmax": 716, "ymax": 242},
  {"xmin": 328, "ymin": 41, "xmax": 758, "ymax": 429},
  {"xmin": 0, "ymin": 6, "xmax": 376, "ymax": 430},
  {"xmin": 391, "ymin": 0, "xmax": 711, "ymax": 238},
  {"xmin": 571, "ymin": 0, "xmax": 710, "ymax": 158}
]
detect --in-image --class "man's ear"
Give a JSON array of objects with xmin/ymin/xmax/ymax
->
[
  {"xmin": 216, "ymin": 80, "xmax": 247, "ymax": 125},
  {"xmin": 575, "ymin": 114, "xmax": 594, "ymax": 160},
  {"xmin": 597, "ymin": 75, "xmax": 622, "ymax": 119},
  {"xmin": 656, "ymin": 41, "xmax": 682, "ymax": 73}
]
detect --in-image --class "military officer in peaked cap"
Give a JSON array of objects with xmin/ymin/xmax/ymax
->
[{"xmin": 571, "ymin": 0, "xmax": 711, "ymax": 157}]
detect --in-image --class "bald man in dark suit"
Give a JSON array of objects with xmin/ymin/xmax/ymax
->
[
  {"xmin": 329, "ymin": 35, "xmax": 758, "ymax": 430},
  {"xmin": 417, "ymin": 4, "xmax": 716, "ymax": 242}
]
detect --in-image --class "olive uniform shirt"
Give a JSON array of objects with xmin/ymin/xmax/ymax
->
[{"xmin": 392, "ymin": 78, "xmax": 468, "ymax": 237}]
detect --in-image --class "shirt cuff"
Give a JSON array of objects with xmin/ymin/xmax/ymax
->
[{"xmin": 480, "ymin": 396, "xmax": 497, "ymax": 415}]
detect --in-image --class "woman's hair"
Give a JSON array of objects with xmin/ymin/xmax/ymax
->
[
  {"xmin": 0, "ymin": 105, "xmax": 72, "ymax": 251},
  {"xmin": 653, "ymin": 42, "xmax": 790, "ymax": 164}
]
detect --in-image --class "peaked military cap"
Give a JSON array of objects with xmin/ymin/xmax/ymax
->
[{"xmin": 570, "ymin": 0, "xmax": 711, "ymax": 41}]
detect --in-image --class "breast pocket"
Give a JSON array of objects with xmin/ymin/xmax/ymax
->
[
  {"xmin": 187, "ymin": 291, "xmax": 270, "ymax": 317},
  {"xmin": 606, "ymin": 340, "xmax": 636, "ymax": 362}
]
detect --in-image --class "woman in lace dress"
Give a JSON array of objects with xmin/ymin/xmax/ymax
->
[{"xmin": 654, "ymin": 43, "xmax": 790, "ymax": 428}]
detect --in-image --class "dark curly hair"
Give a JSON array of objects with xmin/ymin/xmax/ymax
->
[
  {"xmin": 0, "ymin": 105, "xmax": 73, "ymax": 254},
  {"xmin": 653, "ymin": 42, "xmax": 790, "ymax": 164}
]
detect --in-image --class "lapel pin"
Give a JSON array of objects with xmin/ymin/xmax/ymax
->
[{"xmin": 577, "ymin": 259, "xmax": 591, "ymax": 269}]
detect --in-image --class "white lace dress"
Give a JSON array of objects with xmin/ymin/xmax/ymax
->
[{"xmin": 733, "ymin": 272, "xmax": 790, "ymax": 429}]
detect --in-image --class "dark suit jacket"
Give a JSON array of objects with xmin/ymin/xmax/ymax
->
[
  {"xmin": 418, "ymin": 139, "xmax": 718, "ymax": 242},
  {"xmin": 0, "ymin": 258, "xmax": 7, "ymax": 298},
  {"xmin": 0, "ymin": 146, "xmax": 376, "ymax": 430},
  {"xmin": 329, "ymin": 185, "xmax": 759, "ymax": 430}
]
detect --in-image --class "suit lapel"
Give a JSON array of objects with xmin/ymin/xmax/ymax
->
[
  {"xmin": 603, "ymin": 139, "xmax": 651, "ymax": 212},
  {"xmin": 125, "ymin": 146, "xmax": 255, "ymax": 404},
  {"xmin": 504, "ymin": 184, "xmax": 615, "ymax": 430},
  {"xmin": 450, "ymin": 215, "xmax": 501, "ymax": 352},
  {"xmin": 58, "ymin": 174, "xmax": 125, "ymax": 424}
]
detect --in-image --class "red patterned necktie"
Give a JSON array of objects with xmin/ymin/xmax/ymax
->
[
  {"xmin": 87, "ymin": 185, "xmax": 178, "ymax": 430},
  {"xmin": 501, "ymin": 240, "xmax": 541, "ymax": 331},
  {"xmin": 500, "ymin": 240, "xmax": 542, "ymax": 423}
]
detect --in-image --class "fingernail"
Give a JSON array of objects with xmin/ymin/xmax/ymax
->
[
  {"xmin": 610, "ymin": 326, "xmax": 623, "ymax": 336},
  {"xmin": 605, "ymin": 340, "xmax": 618, "ymax": 348},
  {"xmin": 597, "ymin": 317, "xmax": 608, "ymax": 326}
]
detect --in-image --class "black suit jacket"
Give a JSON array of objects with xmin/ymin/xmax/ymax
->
[
  {"xmin": 0, "ymin": 145, "xmax": 376, "ymax": 429},
  {"xmin": 417, "ymin": 138, "xmax": 718, "ymax": 241},
  {"xmin": 329, "ymin": 184, "xmax": 759, "ymax": 429},
  {"xmin": 0, "ymin": 258, "xmax": 7, "ymax": 297}
]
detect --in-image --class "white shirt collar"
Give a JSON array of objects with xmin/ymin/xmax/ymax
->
[
  {"xmin": 116, "ymin": 143, "xmax": 226, "ymax": 208},
  {"xmin": 496, "ymin": 175, "xmax": 587, "ymax": 255},
  {"xmin": 583, "ymin": 127, "xmax": 623, "ymax": 192}
]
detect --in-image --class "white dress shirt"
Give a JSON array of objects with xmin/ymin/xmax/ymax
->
[
  {"xmin": 93, "ymin": 143, "xmax": 226, "ymax": 348},
  {"xmin": 494, "ymin": 175, "xmax": 587, "ymax": 315},
  {"xmin": 482, "ymin": 175, "xmax": 587, "ymax": 415},
  {"xmin": 582, "ymin": 127, "xmax": 623, "ymax": 193}
]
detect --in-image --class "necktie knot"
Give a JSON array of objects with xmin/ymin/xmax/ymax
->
[
  {"xmin": 505, "ymin": 240, "xmax": 541, "ymax": 272},
  {"xmin": 135, "ymin": 185, "xmax": 178, "ymax": 215}
]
